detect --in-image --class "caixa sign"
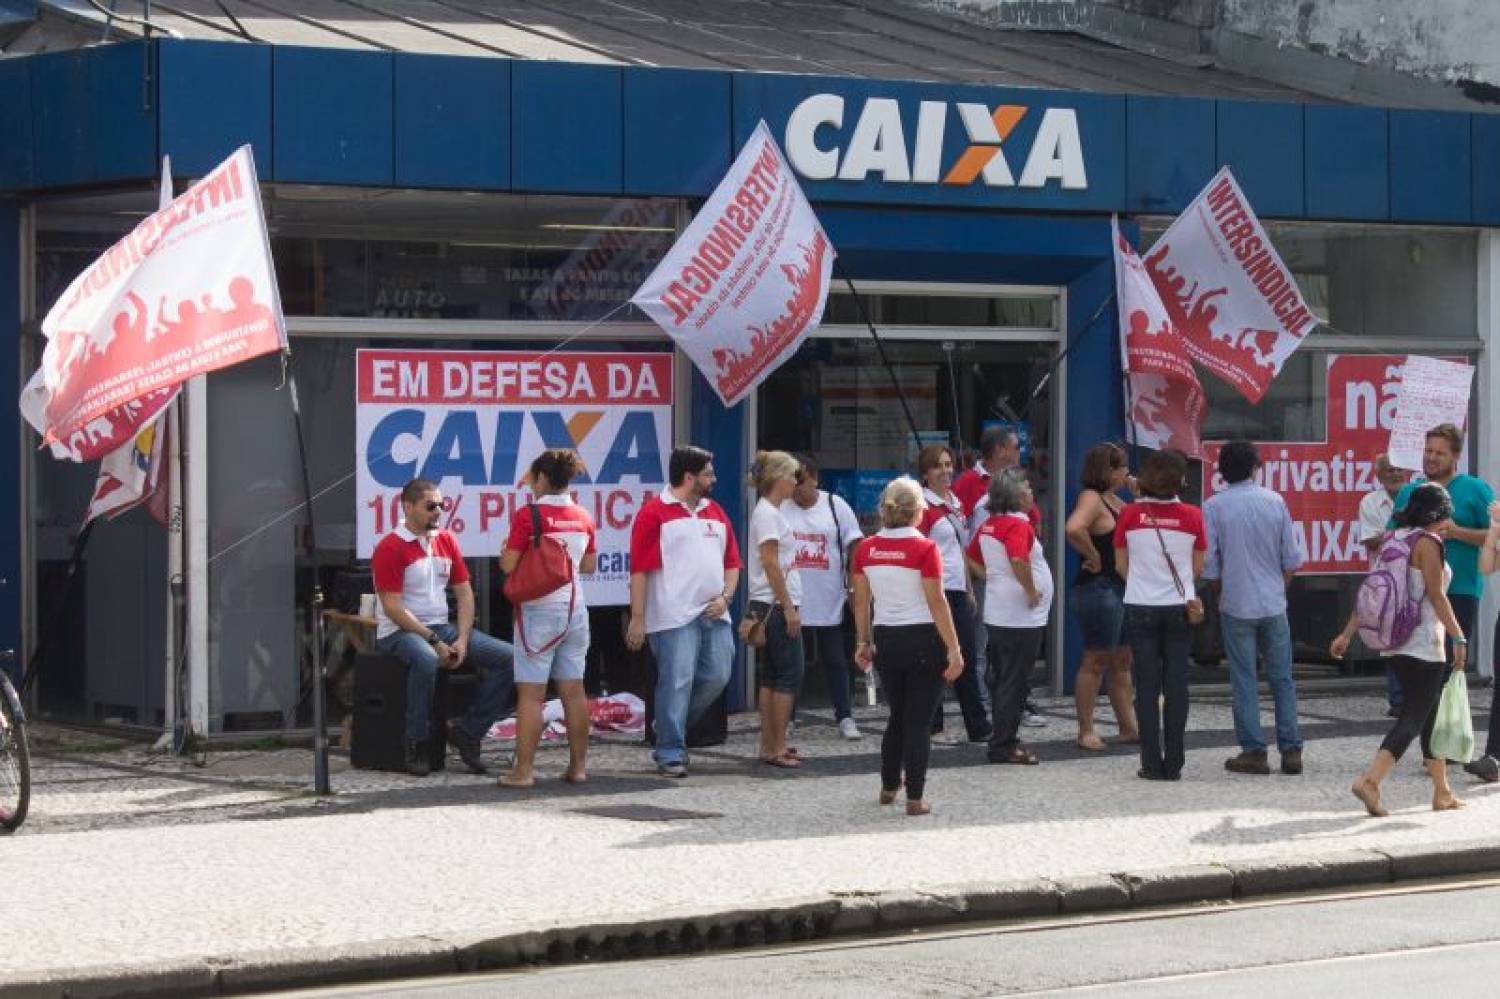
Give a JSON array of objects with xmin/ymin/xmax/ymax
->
[{"xmin": 783, "ymin": 94, "xmax": 1087, "ymax": 190}]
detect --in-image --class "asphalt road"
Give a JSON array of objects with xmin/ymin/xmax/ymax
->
[{"xmin": 283, "ymin": 877, "xmax": 1500, "ymax": 998}]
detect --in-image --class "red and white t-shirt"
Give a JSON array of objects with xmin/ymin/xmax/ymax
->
[
  {"xmin": 630, "ymin": 489, "xmax": 743, "ymax": 634},
  {"xmin": 504, "ymin": 494, "xmax": 598, "ymax": 609},
  {"xmin": 967, "ymin": 513, "xmax": 1053, "ymax": 628},
  {"xmin": 1113, "ymin": 499, "xmax": 1207, "ymax": 606},
  {"xmin": 918, "ymin": 487, "xmax": 971, "ymax": 592},
  {"xmin": 958, "ymin": 464, "xmax": 1044, "ymax": 534},
  {"xmin": 370, "ymin": 526, "xmax": 469, "ymax": 639},
  {"xmin": 853, "ymin": 527, "xmax": 942, "ymax": 627}
]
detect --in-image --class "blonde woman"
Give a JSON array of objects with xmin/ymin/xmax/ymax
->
[
  {"xmin": 748, "ymin": 450, "xmax": 805, "ymax": 768},
  {"xmin": 852, "ymin": 479, "xmax": 965, "ymax": 815}
]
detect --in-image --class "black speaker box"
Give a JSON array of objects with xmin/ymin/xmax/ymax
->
[{"xmin": 351, "ymin": 654, "xmax": 447, "ymax": 773}]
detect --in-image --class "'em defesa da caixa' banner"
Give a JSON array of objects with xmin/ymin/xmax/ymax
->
[{"xmin": 356, "ymin": 350, "xmax": 674, "ymax": 606}]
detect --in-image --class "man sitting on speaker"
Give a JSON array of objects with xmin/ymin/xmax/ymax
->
[{"xmin": 373, "ymin": 478, "xmax": 516, "ymax": 776}]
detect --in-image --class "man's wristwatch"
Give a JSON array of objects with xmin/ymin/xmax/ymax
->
[{"xmin": 424, "ymin": 631, "xmax": 441, "ymax": 646}]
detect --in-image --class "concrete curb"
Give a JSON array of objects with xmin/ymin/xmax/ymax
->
[{"xmin": 7, "ymin": 838, "xmax": 1500, "ymax": 998}]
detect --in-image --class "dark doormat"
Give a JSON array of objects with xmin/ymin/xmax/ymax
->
[{"xmin": 570, "ymin": 804, "xmax": 724, "ymax": 822}]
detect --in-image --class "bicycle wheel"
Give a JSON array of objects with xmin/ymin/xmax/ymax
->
[{"xmin": 0, "ymin": 675, "xmax": 30, "ymax": 832}]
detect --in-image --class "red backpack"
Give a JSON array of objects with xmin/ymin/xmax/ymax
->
[{"xmin": 502, "ymin": 504, "xmax": 576, "ymax": 654}]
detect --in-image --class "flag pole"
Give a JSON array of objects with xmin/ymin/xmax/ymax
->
[
  {"xmin": 285, "ymin": 353, "xmax": 331, "ymax": 795},
  {"xmin": 835, "ymin": 263, "xmax": 925, "ymax": 456}
]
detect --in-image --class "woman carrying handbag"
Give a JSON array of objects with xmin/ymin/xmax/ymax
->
[
  {"xmin": 1114, "ymin": 449, "xmax": 1206, "ymax": 782},
  {"xmin": 498, "ymin": 449, "xmax": 597, "ymax": 788}
]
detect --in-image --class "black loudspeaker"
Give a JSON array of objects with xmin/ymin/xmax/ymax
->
[{"xmin": 351, "ymin": 654, "xmax": 447, "ymax": 773}]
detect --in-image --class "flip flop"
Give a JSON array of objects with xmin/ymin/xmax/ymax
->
[{"xmin": 760, "ymin": 753, "xmax": 802, "ymax": 769}]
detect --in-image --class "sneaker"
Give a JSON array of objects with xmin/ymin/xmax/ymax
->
[
  {"xmin": 1020, "ymin": 709, "xmax": 1046, "ymax": 728},
  {"xmin": 447, "ymin": 722, "xmax": 487, "ymax": 775},
  {"xmin": 405, "ymin": 739, "xmax": 431, "ymax": 778},
  {"xmin": 1225, "ymin": 750, "xmax": 1271, "ymax": 776},
  {"xmin": 1280, "ymin": 748, "xmax": 1304, "ymax": 776},
  {"xmin": 1464, "ymin": 754, "xmax": 1500, "ymax": 783},
  {"xmin": 838, "ymin": 717, "xmax": 862, "ymax": 740},
  {"xmin": 656, "ymin": 761, "xmax": 689, "ymax": 779}
]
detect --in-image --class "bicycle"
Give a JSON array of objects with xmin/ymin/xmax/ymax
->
[{"xmin": 0, "ymin": 651, "xmax": 30, "ymax": 832}]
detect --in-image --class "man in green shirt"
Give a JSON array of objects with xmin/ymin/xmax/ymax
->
[{"xmin": 1390, "ymin": 423, "xmax": 1495, "ymax": 782}]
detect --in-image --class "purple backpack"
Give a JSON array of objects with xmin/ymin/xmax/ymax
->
[{"xmin": 1356, "ymin": 530, "xmax": 1441, "ymax": 651}]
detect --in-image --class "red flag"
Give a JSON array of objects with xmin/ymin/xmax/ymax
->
[
  {"xmin": 1113, "ymin": 217, "xmax": 1206, "ymax": 456},
  {"xmin": 1144, "ymin": 167, "xmax": 1317, "ymax": 403}
]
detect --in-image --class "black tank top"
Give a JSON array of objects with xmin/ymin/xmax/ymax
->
[{"xmin": 1076, "ymin": 499, "xmax": 1123, "ymax": 586}]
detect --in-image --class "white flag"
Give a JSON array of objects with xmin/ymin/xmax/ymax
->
[{"xmin": 632, "ymin": 121, "xmax": 834, "ymax": 407}]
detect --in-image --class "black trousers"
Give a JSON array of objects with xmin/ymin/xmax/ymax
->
[
  {"xmin": 987, "ymin": 625, "xmax": 1043, "ymax": 758},
  {"xmin": 1379, "ymin": 655, "xmax": 1449, "ymax": 761},
  {"xmin": 930, "ymin": 591, "xmax": 992, "ymax": 740},
  {"xmin": 1127, "ymin": 604, "xmax": 1190, "ymax": 779},
  {"xmin": 875, "ymin": 623, "xmax": 945, "ymax": 801}
]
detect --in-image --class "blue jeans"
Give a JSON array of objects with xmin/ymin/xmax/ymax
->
[
  {"xmin": 376, "ymin": 623, "xmax": 516, "ymax": 744},
  {"xmin": 1221, "ymin": 612, "xmax": 1302, "ymax": 753},
  {"xmin": 1128, "ymin": 604, "xmax": 1190, "ymax": 778},
  {"xmin": 972, "ymin": 578, "xmax": 992, "ymax": 710},
  {"xmin": 803, "ymin": 624, "xmax": 853, "ymax": 721},
  {"xmin": 648, "ymin": 615, "xmax": 734, "ymax": 766}
]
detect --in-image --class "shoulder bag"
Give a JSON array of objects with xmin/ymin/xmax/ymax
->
[
  {"xmin": 1149, "ymin": 508, "xmax": 1205, "ymax": 625},
  {"xmin": 502, "ymin": 503, "xmax": 577, "ymax": 655}
]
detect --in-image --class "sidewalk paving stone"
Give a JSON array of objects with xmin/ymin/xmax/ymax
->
[{"xmin": 3, "ymin": 689, "xmax": 1499, "ymax": 993}]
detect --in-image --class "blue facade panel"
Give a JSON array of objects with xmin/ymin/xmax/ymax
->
[
  {"xmin": 1216, "ymin": 100, "xmax": 1304, "ymax": 218},
  {"xmin": 1389, "ymin": 109, "xmax": 1472, "ymax": 223},
  {"xmin": 1305, "ymin": 105, "xmax": 1389, "ymax": 221},
  {"xmin": 273, "ymin": 47, "xmax": 394, "ymax": 186},
  {"xmin": 1126, "ymin": 95, "xmax": 1216, "ymax": 213},
  {"xmin": 160, "ymin": 40, "xmax": 272, "ymax": 179},
  {"xmin": 28, "ymin": 49, "xmax": 93, "ymax": 188},
  {"xmin": 513, "ymin": 62, "xmax": 623, "ymax": 194},
  {"xmin": 0, "ymin": 57, "xmax": 34, "ymax": 189},
  {"xmin": 87, "ymin": 41, "xmax": 157, "ymax": 183},
  {"xmin": 732, "ymin": 73, "xmax": 1126, "ymax": 213},
  {"xmin": 0, "ymin": 204, "xmax": 19, "ymax": 670},
  {"xmin": 623, "ymin": 67, "xmax": 731, "ymax": 196},
  {"xmin": 394, "ymin": 54, "xmax": 510, "ymax": 190},
  {"xmin": 1473, "ymin": 113, "xmax": 1500, "ymax": 226}
]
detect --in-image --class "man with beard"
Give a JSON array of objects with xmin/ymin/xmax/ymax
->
[{"xmin": 627, "ymin": 446, "xmax": 743, "ymax": 778}]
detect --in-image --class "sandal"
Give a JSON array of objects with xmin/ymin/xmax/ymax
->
[
  {"xmin": 997, "ymin": 747, "xmax": 1039, "ymax": 766},
  {"xmin": 879, "ymin": 786, "xmax": 900, "ymax": 805},
  {"xmin": 760, "ymin": 752, "xmax": 802, "ymax": 769},
  {"xmin": 905, "ymin": 800, "xmax": 931, "ymax": 816},
  {"xmin": 1076, "ymin": 733, "xmax": 1106, "ymax": 752}
]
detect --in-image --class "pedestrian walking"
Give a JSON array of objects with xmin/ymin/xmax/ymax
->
[
  {"xmin": 498, "ymin": 449, "xmax": 596, "ymax": 789},
  {"xmin": 781, "ymin": 454, "xmax": 866, "ymax": 740},
  {"xmin": 1202, "ymin": 440, "xmax": 1305, "ymax": 777},
  {"xmin": 916, "ymin": 444, "xmax": 993, "ymax": 743},
  {"xmin": 748, "ymin": 450, "xmax": 806, "ymax": 768},
  {"xmin": 967, "ymin": 468, "xmax": 1051, "ymax": 766},
  {"xmin": 626, "ymin": 446, "xmax": 742, "ymax": 778},
  {"xmin": 1334, "ymin": 483, "xmax": 1467, "ymax": 816},
  {"xmin": 1387, "ymin": 425, "xmax": 1500, "ymax": 786},
  {"xmin": 1064, "ymin": 442, "xmax": 1139, "ymax": 751},
  {"xmin": 1359, "ymin": 454, "xmax": 1412, "ymax": 716},
  {"xmin": 371, "ymin": 478, "xmax": 516, "ymax": 777},
  {"xmin": 1115, "ymin": 449, "xmax": 1205, "ymax": 782},
  {"xmin": 852, "ymin": 478, "xmax": 965, "ymax": 816}
]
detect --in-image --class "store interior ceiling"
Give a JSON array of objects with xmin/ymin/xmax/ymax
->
[{"xmin": 1, "ymin": 0, "xmax": 1486, "ymax": 109}]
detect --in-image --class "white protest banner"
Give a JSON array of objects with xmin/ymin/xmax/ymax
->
[
  {"xmin": 355, "ymin": 350, "xmax": 674, "ymax": 606},
  {"xmin": 1387, "ymin": 355, "xmax": 1475, "ymax": 471},
  {"xmin": 86, "ymin": 156, "xmax": 178, "ymax": 524},
  {"xmin": 1144, "ymin": 167, "xmax": 1317, "ymax": 404},
  {"xmin": 1113, "ymin": 217, "xmax": 1206, "ymax": 456},
  {"xmin": 632, "ymin": 121, "xmax": 834, "ymax": 407},
  {"xmin": 21, "ymin": 145, "xmax": 285, "ymax": 460}
]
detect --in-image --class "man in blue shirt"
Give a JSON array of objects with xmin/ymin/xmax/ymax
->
[
  {"xmin": 1390, "ymin": 423, "xmax": 1497, "ymax": 783},
  {"xmin": 1203, "ymin": 440, "xmax": 1305, "ymax": 776}
]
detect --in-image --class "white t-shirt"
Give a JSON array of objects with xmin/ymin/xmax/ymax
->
[
  {"xmin": 781, "ymin": 491, "xmax": 864, "ymax": 626},
  {"xmin": 748, "ymin": 497, "xmax": 802, "ymax": 606},
  {"xmin": 1383, "ymin": 529, "xmax": 1452, "ymax": 663},
  {"xmin": 1358, "ymin": 489, "xmax": 1395, "ymax": 567},
  {"xmin": 968, "ymin": 512, "xmax": 1054, "ymax": 628}
]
